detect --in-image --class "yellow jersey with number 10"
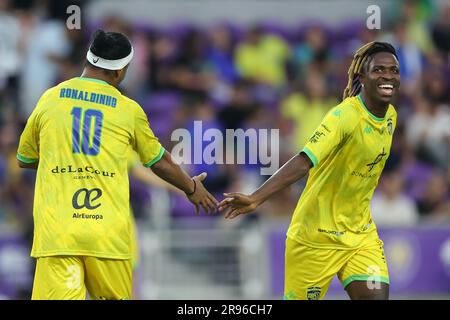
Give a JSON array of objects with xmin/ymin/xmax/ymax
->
[
  {"xmin": 17, "ymin": 77, "xmax": 164, "ymax": 259},
  {"xmin": 287, "ymin": 95, "xmax": 397, "ymax": 249}
]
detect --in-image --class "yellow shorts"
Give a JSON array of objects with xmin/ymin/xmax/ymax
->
[
  {"xmin": 284, "ymin": 236, "xmax": 389, "ymax": 300},
  {"xmin": 31, "ymin": 256, "xmax": 132, "ymax": 300}
]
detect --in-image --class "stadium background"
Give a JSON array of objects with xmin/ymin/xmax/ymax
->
[{"xmin": 0, "ymin": 0, "xmax": 449, "ymax": 299}]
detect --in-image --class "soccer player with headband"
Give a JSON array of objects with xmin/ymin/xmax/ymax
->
[{"xmin": 17, "ymin": 29, "xmax": 218, "ymax": 300}]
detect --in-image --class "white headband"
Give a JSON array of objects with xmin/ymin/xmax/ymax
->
[{"xmin": 86, "ymin": 47, "xmax": 134, "ymax": 70}]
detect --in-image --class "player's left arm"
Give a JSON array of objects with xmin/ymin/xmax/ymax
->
[{"xmin": 17, "ymin": 105, "xmax": 41, "ymax": 170}]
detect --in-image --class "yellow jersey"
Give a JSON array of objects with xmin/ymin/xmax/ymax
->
[
  {"xmin": 287, "ymin": 95, "xmax": 397, "ymax": 249},
  {"xmin": 17, "ymin": 77, "xmax": 164, "ymax": 259}
]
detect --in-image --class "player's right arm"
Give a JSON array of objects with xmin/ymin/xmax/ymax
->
[
  {"xmin": 219, "ymin": 104, "xmax": 357, "ymax": 219},
  {"xmin": 150, "ymin": 150, "xmax": 218, "ymax": 214},
  {"xmin": 131, "ymin": 103, "xmax": 218, "ymax": 214},
  {"xmin": 129, "ymin": 160, "xmax": 184, "ymax": 195},
  {"xmin": 127, "ymin": 148, "xmax": 184, "ymax": 195}
]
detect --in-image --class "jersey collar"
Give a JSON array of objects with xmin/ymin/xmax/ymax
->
[
  {"xmin": 77, "ymin": 77, "xmax": 109, "ymax": 86},
  {"xmin": 357, "ymin": 95, "xmax": 385, "ymax": 122}
]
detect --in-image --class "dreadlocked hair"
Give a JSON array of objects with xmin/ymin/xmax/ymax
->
[{"xmin": 343, "ymin": 41, "xmax": 398, "ymax": 100}]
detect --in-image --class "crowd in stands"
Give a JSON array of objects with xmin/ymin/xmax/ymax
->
[{"xmin": 0, "ymin": 0, "xmax": 449, "ymax": 246}]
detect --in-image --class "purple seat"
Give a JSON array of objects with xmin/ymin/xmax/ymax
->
[
  {"xmin": 335, "ymin": 20, "xmax": 366, "ymax": 43},
  {"xmin": 401, "ymin": 162, "xmax": 433, "ymax": 202},
  {"xmin": 170, "ymin": 194, "xmax": 194, "ymax": 217},
  {"xmin": 259, "ymin": 20, "xmax": 294, "ymax": 43},
  {"xmin": 140, "ymin": 92, "xmax": 181, "ymax": 139},
  {"xmin": 169, "ymin": 194, "xmax": 219, "ymax": 224},
  {"xmin": 148, "ymin": 116, "xmax": 175, "ymax": 141},
  {"xmin": 132, "ymin": 21, "xmax": 161, "ymax": 35},
  {"xmin": 294, "ymin": 20, "xmax": 333, "ymax": 43},
  {"xmin": 142, "ymin": 91, "xmax": 181, "ymax": 117},
  {"xmin": 166, "ymin": 21, "xmax": 198, "ymax": 41},
  {"xmin": 215, "ymin": 21, "xmax": 246, "ymax": 44}
]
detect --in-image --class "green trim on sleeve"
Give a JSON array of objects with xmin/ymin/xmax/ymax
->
[
  {"xmin": 301, "ymin": 147, "xmax": 318, "ymax": 167},
  {"xmin": 357, "ymin": 95, "xmax": 385, "ymax": 122},
  {"xmin": 341, "ymin": 275, "xmax": 390, "ymax": 289},
  {"xmin": 143, "ymin": 146, "xmax": 165, "ymax": 168},
  {"xmin": 16, "ymin": 153, "xmax": 38, "ymax": 164}
]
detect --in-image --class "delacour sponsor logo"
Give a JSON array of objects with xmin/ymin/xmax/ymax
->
[{"xmin": 51, "ymin": 165, "xmax": 115, "ymax": 178}]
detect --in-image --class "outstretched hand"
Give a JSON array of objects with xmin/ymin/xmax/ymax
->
[
  {"xmin": 186, "ymin": 172, "xmax": 219, "ymax": 215},
  {"xmin": 218, "ymin": 192, "xmax": 258, "ymax": 219}
]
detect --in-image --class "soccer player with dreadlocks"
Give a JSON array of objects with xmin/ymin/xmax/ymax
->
[{"xmin": 219, "ymin": 42, "xmax": 400, "ymax": 300}]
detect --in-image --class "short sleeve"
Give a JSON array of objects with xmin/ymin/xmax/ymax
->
[
  {"xmin": 131, "ymin": 104, "xmax": 164, "ymax": 167},
  {"xmin": 301, "ymin": 106, "xmax": 356, "ymax": 167},
  {"xmin": 17, "ymin": 106, "xmax": 41, "ymax": 163},
  {"xmin": 126, "ymin": 147, "xmax": 141, "ymax": 170}
]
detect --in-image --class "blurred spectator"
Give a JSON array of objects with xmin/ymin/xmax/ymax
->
[
  {"xmin": 18, "ymin": 1, "xmax": 70, "ymax": 119},
  {"xmin": 431, "ymin": 3, "xmax": 450, "ymax": 59},
  {"xmin": 168, "ymin": 29, "xmax": 216, "ymax": 100},
  {"xmin": 206, "ymin": 24, "xmax": 239, "ymax": 105},
  {"xmin": 405, "ymin": 99, "xmax": 450, "ymax": 170},
  {"xmin": 206, "ymin": 24, "xmax": 239, "ymax": 84},
  {"xmin": 50, "ymin": 28, "xmax": 87, "ymax": 81},
  {"xmin": 385, "ymin": 20, "xmax": 423, "ymax": 96},
  {"xmin": 0, "ymin": 0, "xmax": 22, "ymax": 91},
  {"xmin": 146, "ymin": 31, "xmax": 177, "ymax": 91},
  {"xmin": 281, "ymin": 71, "xmax": 336, "ymax": 152},
  {"xmin": 182, "ymin": 97, "xmax": 231, "ymax": 196},
  {"xmin": 399, "ymin": 147, "xmax": 433, "ymax": 203},
  {"xmin": 235, "ymin": 25, "xmax": 290, "ymax": 87},
  {"xmin": 371, "ymin": 171, "xmax": 419, "ymax": 226},
  {"xmin": 218, "ymin": 80, "xmax": 259, "ymax": 130},
  {"xmin": 417, "ymin": 170, "xmax": 450, "ymax": 217},
  {"xmin": 293, "ymin": 24, "xmax": 331, "ymax": 79},
  {"xmin": 422, "ymin": 68, "xmax": 450, "ymax": 106},
  {"xmin": 396, "ymin": 0, "xmax": 436, "ymax": 56}
]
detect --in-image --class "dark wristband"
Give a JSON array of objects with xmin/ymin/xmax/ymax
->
[{"xmin": 185, "ymin": 179, "xmax": 196, "ymax": 196}]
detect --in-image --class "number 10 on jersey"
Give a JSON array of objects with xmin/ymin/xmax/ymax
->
[{"xmin": 71, "ymin": 107, "xmax": 103, "ymax": 156}]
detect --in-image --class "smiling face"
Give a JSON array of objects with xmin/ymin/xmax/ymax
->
[{"xmin": 359, "ymin": 51, "xmax": 401, "ymax": 105}]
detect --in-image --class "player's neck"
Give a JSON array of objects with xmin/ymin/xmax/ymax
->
[
  {"xmin": 80, "ymin": 69, "xmax": 115, "ymax": 87},
  {"xmin": 359, "ymin": 91, "xmax": 389, "ymax": 119}
]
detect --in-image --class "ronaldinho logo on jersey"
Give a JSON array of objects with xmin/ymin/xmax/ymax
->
[{"xmin": 306, "ymin": 287, "xmax": 321, "ymax": 300}]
